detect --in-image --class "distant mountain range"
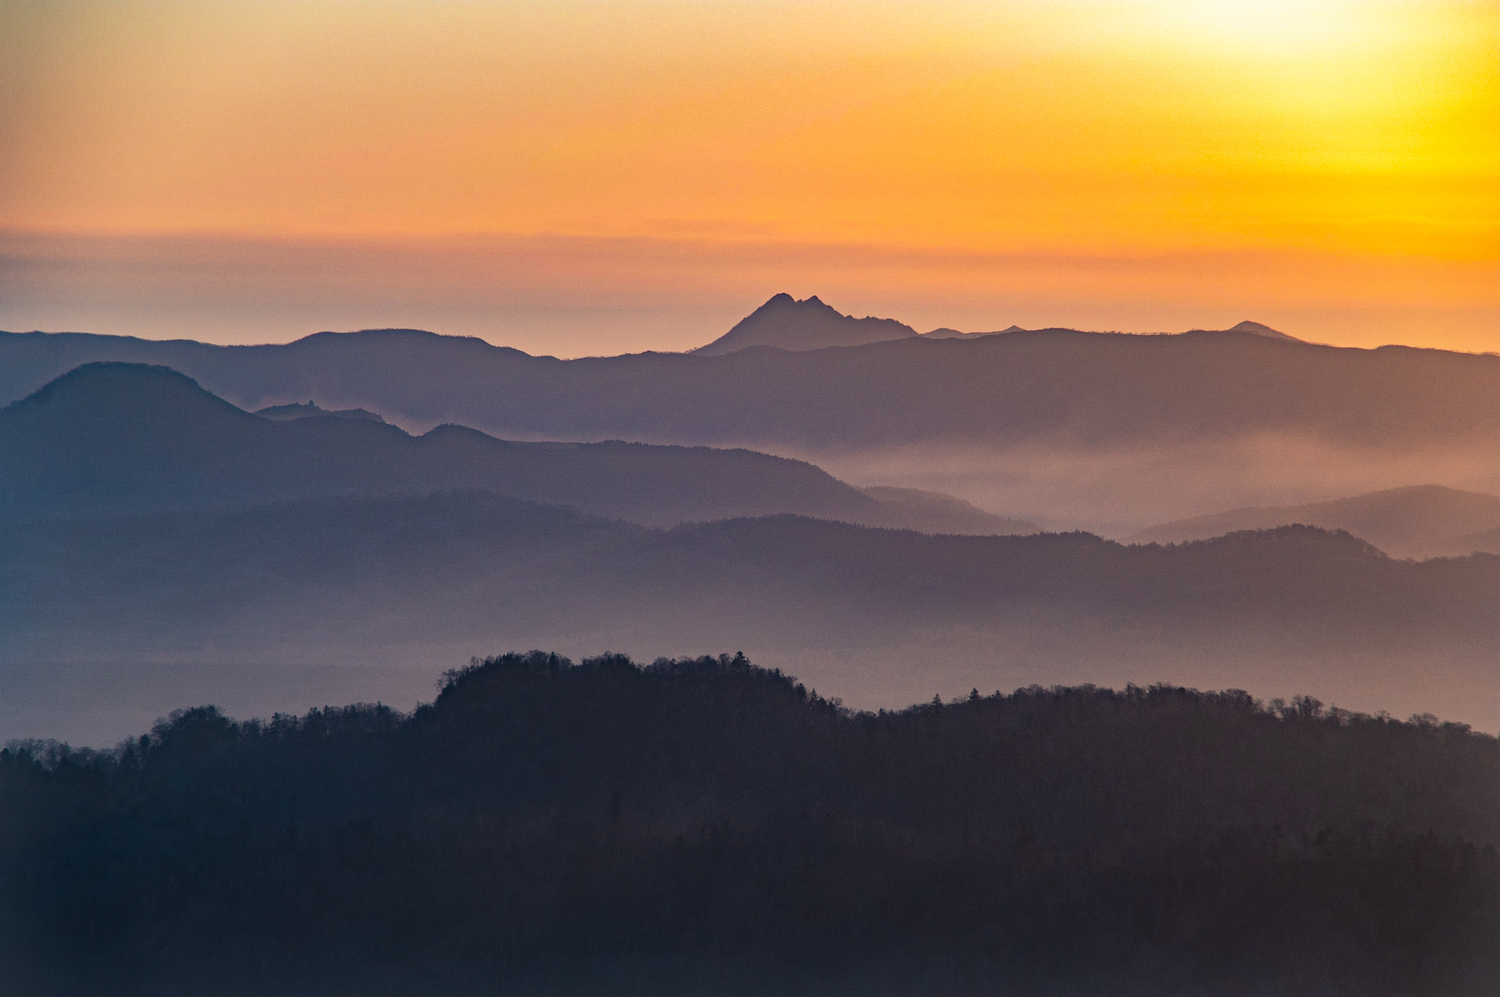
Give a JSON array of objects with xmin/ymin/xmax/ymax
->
[
  {"xmin": 1130, "ymin": 485, "xmax": 1500, "ymax": 559},
  {"xmin": 0, "ymin": 362, "xmax": 1036, "ymax": 534},
  {"xmin": 6, "ymin": 298, "xmax": 1496, "ymax": 534},
  {"xmin": 5, "ymin": 300, "xmax": 1498, "ymax": 741},
  {"xmin": 923, "ymin": 319, "xmax": 1300, "ymax": 343},
  {"xmin": 923, "ymin": 325, "xmax": 1026, "ymax": 340},
  {"xmin": 4, "ymin": 299, "xmax": 1495, "ymax": 457}
]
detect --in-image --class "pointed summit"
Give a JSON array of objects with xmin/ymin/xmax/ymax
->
[
  {"xmin": 1228, "ymin": 320, "xmax": 1300, "ymax": 341},
  {"xmin": 693, "ymin": 294, "xmax": 918, "ymax": 356}
]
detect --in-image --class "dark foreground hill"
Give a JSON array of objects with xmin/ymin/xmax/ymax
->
[
  {"xmin": 3, "ymin": 652, "xmax": 1497, "ymax": 995},
  {"xmin": 4, "ymin": 490, "xmax": 1497, "ymax": 740},
  {"xmin": 0, "ymin": 363, "xmax": 1031, "ymax": 533}
]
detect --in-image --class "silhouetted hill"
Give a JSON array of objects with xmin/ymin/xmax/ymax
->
[
  {"xmin": 1129, "ymin": 485, "xmax": 1500, "ymax": 559},
  {"xmin": 5, "ymin": 321, "xmax": 1494, "ymax": 455},
  {"xmin": 692, "ymin": 292, "xmax": 918, "ymax": 355},
  {"xmin": 3, "ymin": 653, "xmax": 1496, "ymax": 994},
  {"xmin": 0, "ymin": 363, "xmax": 1018, "ymax": 532},
  {"xmin": 0, "ymin": 362, "xmax": 1030, "ymax": 533}
]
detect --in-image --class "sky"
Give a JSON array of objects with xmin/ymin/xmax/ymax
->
[{"xmin": 1, "ymin": 0, "xmax": 1495, "ymax": 356}]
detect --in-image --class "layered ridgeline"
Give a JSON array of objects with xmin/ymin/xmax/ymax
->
[
  {"xmin": 5, "ymin": 488, "xmax": 1498, "ymax": 742},
  {"xmin": 1131, "ymin": 484, "xmax": 1500, "ymax": 559},
  {"xmin": 11, "ymin": 493, "xmax": 1494, "ymax": 647},
  {"xmin": 3, "ymin": 653, "xmax": 1497, "ymax": 995},
  {"xmin": 0, "ymin": 362, "xmax": 1032, "ymax": 534},
  {"xmin": 3, "ymin": 301, "xmax": 1497, "ymax": 453},
  {"xmin": 6, "ymin": 297, "xmax": 1497, "ymax": 530}
]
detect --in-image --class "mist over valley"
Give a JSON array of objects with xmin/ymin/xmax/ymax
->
[
  {"xmin": 5, "ymin": 3, "xmax": 1495, "ymax": 988},
  {"xmin": 4, "ymin": 298, "xmax": 1498, "ymax": 994}
]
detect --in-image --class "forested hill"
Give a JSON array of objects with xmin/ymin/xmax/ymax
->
[
  {"xmin": 3, "ymin": 652, "xmax": 1496, "ymax": 994},
  {"xmin": 3, "ymin": 324, "xmax": 1498, "ymax": 450},
  {"xmin": 0, "ymin": 362, "xmax": 1027, "ymax": 534}
]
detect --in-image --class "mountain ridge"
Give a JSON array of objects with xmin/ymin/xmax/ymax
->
[
  {"xmin": 0, "ymin": 362, "xmax": 1036, "ymax": 535},
  {"xmin": 5, "ymin": 490, "xmax": 1498, "ymax": 740},
  {"xmin": 4, "ymin": 323, "xmax": 1494, "ymax": 453},
  {"xmin": 1128, "ymin": 484, "xmax": 1500, "ymax": 559}
]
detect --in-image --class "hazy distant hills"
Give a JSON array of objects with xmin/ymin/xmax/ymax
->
[
  {"xmin": 8, "ymin": 491, "xmax": 1495, "ymax": 645},
  {"xmin": 858, "ymin": 485, "xmax": 1035, "ymax": 536},
  {"xmin": 692, "ymin": 292, "xmax": 918, "ymax": 355},
  {"xmin": 922, "ymin": 319, "xmax": 1300, "ymax": 343},
  {"xmin": 4, "ymin": 305, "xmax": 1497, "ymax": 455},
  {"xmin": 5, "ymin": 489, "xmax": 1497, "ymax": 740},
  {"xmin": 1130, "ymin": 485, "xmax": 1500, "ymax": 559},
  {"xmin": 5, "ymin": 304, "xmax": 1499, "ymax": 739},
  {"xmin": 1455, "ymin": 526, "xmax": 1500, "ymax": 554},
  {"xmin": 0, "ymin": 362, "xmax": 1035, "ymax": 534},
  {"xmin": 923, "ymin": 325, "xmax": 1025, "ymax": 340}
]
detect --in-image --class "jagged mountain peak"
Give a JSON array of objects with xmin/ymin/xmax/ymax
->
[{"xmin": 693, "ymin": 294, "xmax": 919, "ymax": 356}]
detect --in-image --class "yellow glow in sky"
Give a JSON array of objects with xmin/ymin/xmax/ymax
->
[{"xmin": 0, "ymin": 1, "xmax": 1495, "ymax": 352}]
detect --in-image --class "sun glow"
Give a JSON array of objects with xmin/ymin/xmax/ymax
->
[{"xmin": 0, "ymin": 1, "xmax": 1494, "ymax": 350}]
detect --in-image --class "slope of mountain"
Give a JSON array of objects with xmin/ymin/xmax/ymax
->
[
  {"xmin": 922, "ymin": 325, "xmax": 1024, "ymax": 340},
  {"xmin": 3, "ymin": 322, "xmax": 1495, "ymax": 453},
  {"xmin": 1192, "ymin": 320, "xmax": 1303, "ymax": 342},
  {"xmin": 859, "ymin": 485, "xmax": 1038, "ymax": 535},
  {"xmin": 255, "ymin": 400, "xmax": 385, "ymax": 422},
  {"xmin": 692, "ymin": 293, "xmax": 918, "ymax": 355},
  {"xmin": 1450, "ymin": 526, "xmax": 1500, "ymax": 556},
  {"xmin": 1128, "ymin": 485, "xmax": 1500, "ymax": 559},
  {"xmin": 0, "ymin": 362, "xmax": 1030, "ymax": 534}
]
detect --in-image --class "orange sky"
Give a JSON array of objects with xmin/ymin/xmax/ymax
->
[{"xmin": 1, "ymin": 1, "xmax": 1495, "ymax": 354}]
